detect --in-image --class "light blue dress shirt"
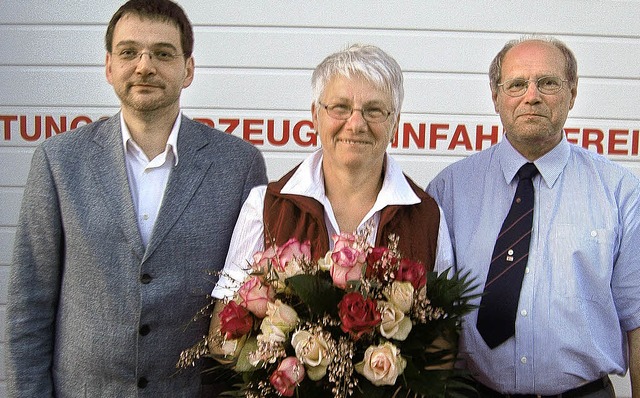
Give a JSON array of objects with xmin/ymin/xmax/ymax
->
[{"xmin": 427, "ymin": 136, "xmax": 640, "ymax": 395}]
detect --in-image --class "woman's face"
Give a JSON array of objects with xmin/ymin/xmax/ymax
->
[{"xmin": 312, "ymin": 74, "xmax": 398, "ymax": 173}]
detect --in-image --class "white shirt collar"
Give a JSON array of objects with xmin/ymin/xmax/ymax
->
[{"xmin": 120, "ymin": 111, "xmax": 181, "ymax": 165}]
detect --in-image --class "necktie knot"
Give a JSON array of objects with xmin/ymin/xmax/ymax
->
[{"xmin": 518, "ymin": 163, "xmax": 539, "ymax": 180}]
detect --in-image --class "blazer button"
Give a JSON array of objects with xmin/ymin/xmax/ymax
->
[
  {"xmin": 139, "ymin": 324, "xmax": 151, "ymax": 336},
  {"xmin": 137, "ymin": 377, "xmax": 148, "ymax": 388},
  {"xmin": 140, "ymin": 273, "xmax": 153, "ymax": 284}
]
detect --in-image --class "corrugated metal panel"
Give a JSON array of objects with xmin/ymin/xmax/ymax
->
[{"xmin": 0, "ymin": 1, "xmax": 637, "ymax": 396}]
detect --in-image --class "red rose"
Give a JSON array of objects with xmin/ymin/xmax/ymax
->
[
  {"xmin": 396, "ymin": 258, "xmax": 426, "ymax": 289},
  {"xmin": 338, "ymin": 292, "xmax": 381, "ymax": 340},
  {"xmin": 219, "ymin": 301, "xmax": 254, "ymax": 340},
  {"xmin": 365, "ymin": 246, "xmax": 399, "ymax": 282}
]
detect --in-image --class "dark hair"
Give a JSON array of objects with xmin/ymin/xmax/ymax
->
[{"xmin": 105, "ymin": 0, "xmax": 194, "ymax": 57}]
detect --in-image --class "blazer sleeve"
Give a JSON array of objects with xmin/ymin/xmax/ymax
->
[
  {"xmin": 240, "ymin": 146, "xmax": 268, "ymax": 203},
  {"xmin": 5, "ymin": 145, "xmax": 61, "ymax": 397}
]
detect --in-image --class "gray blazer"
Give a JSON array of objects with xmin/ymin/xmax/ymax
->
[{"xmin": 5, "ymin": 114, "xmax": 268, "ymax": 397}]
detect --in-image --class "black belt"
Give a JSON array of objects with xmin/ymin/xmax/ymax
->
[{"xmin": 476, "ymin": 376, "xmax": 610, "ymax": 398}]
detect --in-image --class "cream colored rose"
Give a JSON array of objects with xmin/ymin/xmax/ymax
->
[
  {"xmin": 291, "ymin": 330, "xmax": 332, "ymax": 381},
  {"xmin": 384, "ymin": 280, "xmax": 414, "ymax": 314},
  {"xmin": 378, "ymin": 301, "xmax": 412, "ymax": 341},
  {"xmin": 259, "ymin": 317, "xmax": 287, "ymax": 343},
  {"xmin": 266, "ymin": 300, "xmax": 299, "ymax": 334},
  {"xmin": 218, "ymin": 334, "xmax": 247, "ymax": 358},
  {"xmin": 355, "ymin": 342, "xmax": 407, "ymax": 386},
  {"xmin": 317, "ymin": 251, "xmax": 332, "ymax": 272},
  {"xmin": 277, "ymin": 257, "xmax": 305, "ymax": 280}
]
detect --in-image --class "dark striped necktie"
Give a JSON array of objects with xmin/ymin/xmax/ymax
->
[{"xmin": 477, "ymin": 162, "xmax": 539, "ymax": 349}]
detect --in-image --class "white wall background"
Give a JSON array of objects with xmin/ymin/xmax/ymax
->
[{"xmin": 0, "ymin": 1, "xmax": 638, "ymax": 396}]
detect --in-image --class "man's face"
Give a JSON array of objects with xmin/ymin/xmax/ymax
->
[
  {"xmin": 492, "ymin": 40, "xmax": 577, "ymax": 160},
  {"xmin": 105, "ymin": 13, "xmax": 194, "ymax": 116}
]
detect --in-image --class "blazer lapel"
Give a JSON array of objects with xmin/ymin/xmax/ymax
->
[
  {"xmin": 88, "ymin": 114, "xmax": 146, "ymax": 260},
  {"xmin": 143, "ymin": 117, "xmax": 212, "ymax": 261}
]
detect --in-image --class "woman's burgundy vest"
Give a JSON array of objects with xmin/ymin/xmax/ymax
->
[{"xmin": 262, "ymin": 167, "xmax": 441, "ymax": 271}]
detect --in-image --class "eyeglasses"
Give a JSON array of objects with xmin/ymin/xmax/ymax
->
[
  {"xmin": 498, "ymin": 76, "xmax": 568, "ymax": 97},
  {"xmin": 318, "ymin": 102, "xmax": 393, "ymax": 123},
  {"xmin": 114, "ymin": 49, "xmax": 185, "ymax": 63}
]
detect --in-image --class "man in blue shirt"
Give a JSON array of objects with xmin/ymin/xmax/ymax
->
[{"xmin": 427, "ymin": 36, "xmax": 640, "ymax": 397}]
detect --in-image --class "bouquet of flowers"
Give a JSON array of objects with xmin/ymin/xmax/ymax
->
[{"xmin": 179, "ymin": 233, "xmax": 477, "ymax": 398}]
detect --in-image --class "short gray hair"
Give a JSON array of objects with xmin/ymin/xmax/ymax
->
[
  {"xmin": 311, "ymin": 44, "xmax": 404, "ymax": 113},
  {"xmin": 489, "ymin": 35, "xmax": 578, "ymax": 90}
]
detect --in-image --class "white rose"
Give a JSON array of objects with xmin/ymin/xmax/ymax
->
[
  {"xmin": 317, "ymin": 251, "xmax": 333, "ymax": 272},
  {"xmin": 266, "ymin": 299, "xmax": 299, "ymax": 334},
  {"xmin": 378, "ymin": 301, "xmax": 412, "ymax": 341},
  {"xmin": 384, "ymin": 281, "xmax": 414, "ymax": 313},
  {"xmin": 291, "ymin": 330, "xmax": 332, "ymax": 381},
  {"xmin": 355, "ymin": 342, "xmax": 407, "ymax": 386}
]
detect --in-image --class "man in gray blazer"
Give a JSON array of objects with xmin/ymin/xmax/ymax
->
[{"xmin": 4, "ymin": 0, "xmax": 267, "ymax": 396}]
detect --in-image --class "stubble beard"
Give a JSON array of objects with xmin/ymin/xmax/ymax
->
[{"xmin": 118, "ymin": 85, "xmax": 180, "ymax": 114}]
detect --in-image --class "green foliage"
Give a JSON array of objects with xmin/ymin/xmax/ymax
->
[{"xmin": 286, "ymin": 273, "xmax": 344, "ymax": 317}]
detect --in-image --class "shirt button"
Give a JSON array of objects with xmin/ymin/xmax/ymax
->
[
  {"xmin": 141, "ymin": 274, "xmax": 153, "ymax": 284},
  {"xmin": 142, "ymin": 214, "xmax": 149, "ymax": 220},
  {"xmin": 520, "ymin": 356, "xmax": 527, "ymax": 364},
  {"xmin": 591, "ymin": 230, "xmax": 597, "ymax": 237},
  {"xmin": 525, "ymin": 267, "xmax": 530, "ymax": 274},
  {"xmin": 139, "ymin": 324, "xmax": 151, "ymax": 336},
  {"xmin": 138, "ymin": 377, "xmax": 148, "ymax": 388},
  {"xmin": 520, "ymin": 309, "xmax": 528, "ymax": 316}
]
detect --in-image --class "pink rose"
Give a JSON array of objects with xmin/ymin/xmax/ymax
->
[
  {"xmin": 251, "ymin": 246, "xmax": 278, "ymax": 275},
  {"xmin": 330, "ymin": 246, "xmax": 365, "ymax": 289},
  {"xmin": 396, "ymin": 258, "xmax": 426, "ymax": 289},
  {"xmin": 269, "ymin": 356, "xmax": 305, "ymax": 397},
  {"xmin": 338, "ymin": 292, "xmax": 381, "ymax": 340},
  {"xmin": 331, "ymin": 232, "xmax": 358, "ymax": 251},
  {"xmin": 276, "ymin": 238, "xmax": 311, "ymax": 271},
  {"xmin": 219, "ymin": 300, "xmax": 254, "ymax": 340},
  {"xmin": 237, "ymin": 276, "xmax": 275, "ymax": 318}
]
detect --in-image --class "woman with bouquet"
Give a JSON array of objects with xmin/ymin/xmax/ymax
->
[
  {"xmin": 200, "ymin": 44, "xmax": 466, "ymax": 397},
  {"xmin": 213, "ymin": 43, "xmax": 453, "ymax": 300}
]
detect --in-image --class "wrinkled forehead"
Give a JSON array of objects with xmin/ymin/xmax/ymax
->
[{"xmin": 502, "ymin": 41, "xmax": 566, "ymax": 78}]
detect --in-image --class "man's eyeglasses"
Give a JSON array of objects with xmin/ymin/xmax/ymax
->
[
  {"xmin": 114, "ymin": 49, "xmax": 185, "ymax": 63},
  {"xmin": 498, "ymin": 76, "xmax": 569, "ymax": 97},
  {"xmin": 318, "ymin": 102, "xmax": 393, "ymax": 123}
]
